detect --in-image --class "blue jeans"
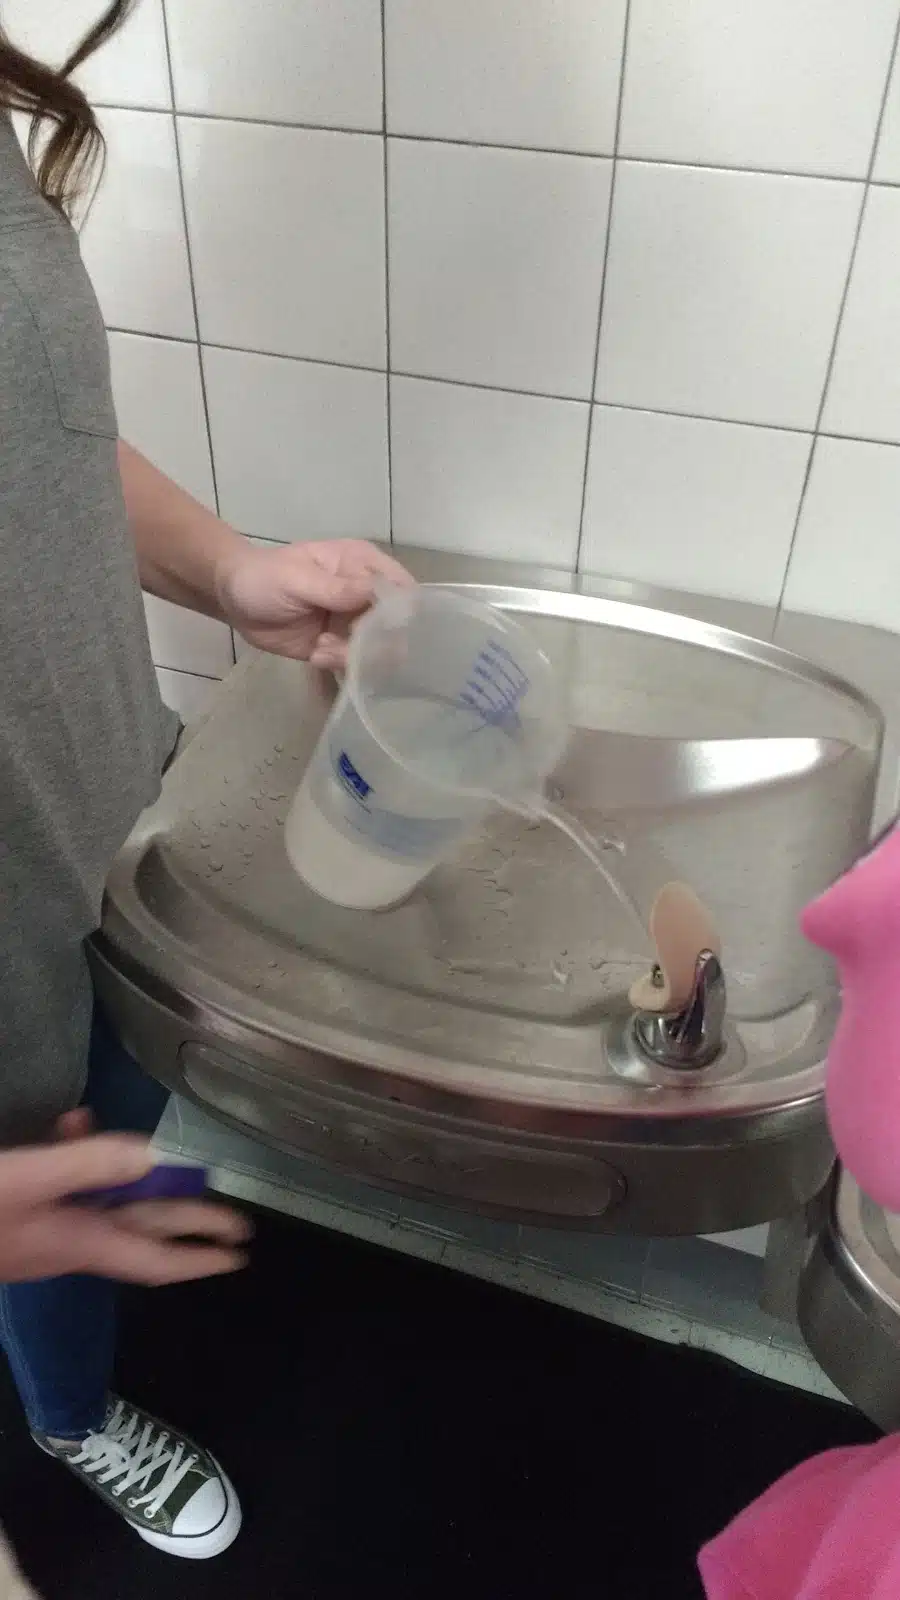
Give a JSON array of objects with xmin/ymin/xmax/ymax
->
[{"xmin": 0, "ymin": 1005, "xmax": 169, "ymax": 1439}]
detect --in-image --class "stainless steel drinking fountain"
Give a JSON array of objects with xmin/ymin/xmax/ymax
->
[{"xmin": 90, "ymin": 550, "xmax": 886, "ymax": 1245}]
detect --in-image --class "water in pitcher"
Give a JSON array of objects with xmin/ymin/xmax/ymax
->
[
  {"xmin": 284, "ymin": 693, "xmax": 531, "ymax": 909},
  {"xmin": 285, "ymin": 690, "xmax": 648, "ymax": 933}
]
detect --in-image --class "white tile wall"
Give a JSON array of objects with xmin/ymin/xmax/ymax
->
[
  {"xmin": 581, "ymin": 408, "xmax": 810, "ymax": 604},
  {"xmin": 107, "ymin": 332, "xmax": 215, "ymax": 507},
  {"xmin": 179, "ymin": 119, "xmax": 385, "ymax": 369},
  {"xmin": 105, "ymin": 330, "xmax": 234, "ymax": 679},
  {"xmin": 156, "ymin": 666, "xmax": 222, "ymax": 724},
  {"xmin": 17, "ymin": 0, "xmax": 900, "ymax": 695},
  {"xmin": 144, "ymin": 593, "xmax": 234, "ymax": 679},
  {"xmin": 165, "ymin": 0, "xmax": 382, "ymax": 130},
  {"xmin": 621, "ymin": 0, "xmax": 898, "ymax": 178},
  {"xmin": 781, "ymin": 437, "xmax": 900, "ymax": 630},
  {"xmin": 203, "ymin": 348, "xmax": 389, "ymax": 544},
  {"xmin": 385, "ymin": 0, "xmax": 628, "ymax": 155},
  {"xmin": 596, "ymin": 163, "xmax": 862, "ymax": 429},
  {"xmin": 4, "ymin": 0, "xmax": 171, "ymax": 111},
  {"xmin": 391, "ymin": 377, "xmax": 588, "ymax": 565},
  {"xmin": 81, "ymin": 110, "xmax": 194, "ymax": 338},
  {"xmin": 822, "ymin": 188, "xmax": 900, "ymax": 442},
  {"xmin": 388, "ymin": 140, "xmax": 611, "ymax": 398},
  {"xmin": 874, "ymin": 49, "xmax": 900, "ymax": 183}
]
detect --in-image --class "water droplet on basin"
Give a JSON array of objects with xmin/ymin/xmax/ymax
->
[
  {"xmin": 199, "ymin": 838, "xmax": 210, "ymax": 849},
  {"xmin": 209, "ymin": 859, "xmax": 223, "ymax": 872}
]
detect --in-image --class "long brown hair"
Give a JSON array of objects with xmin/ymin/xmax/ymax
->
[{"xmin": 0, "ymin": 2, "xmax": 135, "ymax": 214}]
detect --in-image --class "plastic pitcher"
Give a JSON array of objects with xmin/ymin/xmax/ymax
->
[{"xmin": 284, "ymin": 585, "xmax": 569, "ymax": 909}]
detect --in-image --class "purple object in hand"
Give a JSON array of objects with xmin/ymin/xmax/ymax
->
[{"xmin": 77, "ymin": 1163, "xmax": 208, "ymax": 1209}]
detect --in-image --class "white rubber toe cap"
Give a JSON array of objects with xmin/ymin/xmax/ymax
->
[{"xmin": 139, "ymin": 1460, "xmax": 242, "ymax": 1560}]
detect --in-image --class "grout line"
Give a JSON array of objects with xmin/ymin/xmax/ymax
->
[
  {"xmin": 574, "ymin": 0, "xmax": 632, "ymax": 573},
  {"xmin": 773, "ymin": 2, "xmax": 900, "ymax": 626},
  {"xmin": 107, "ymin": 328, "xmax": 388, "ymax": 379},
  {"xmin": 103, "ymin": 325, "xmax": 900, "ymax": 451},
  {"xmin": 158, "ymin": 0, "xmax": 235, "ymax": 662},
  {"xmin": 380, "ymin": 0, "xmax": 394, "ymax": 543},
  {"xmin": 91, "ymin": 102, "xmax": 874, "ymax": 187},
  {"xmin": 385, "ymin": 136, "xmax": 863, "ymax": 187},
  {"xmin": 106, "ymin": 326, "xmax": 196, "ymax": 347},
  {"xmin": 154, "ymin": 663, "xmax": 223, "ymax": 683},
  {"xmin": 158, "ymin": 12, "xmax": 219, "ymax": 514},
  {"xmin": 390, "ymin": 367, "xmax": 590, "ymax": 406},
  {"xmin": 94, "ymin": 103, "xmax": 382, "ymax": 138},
  {"xmin": 770, "ymin": 433, "xmax": 820, "ymax": 638},
  {"xmin": 818, "ymin": 427, "xmax": 900, "ymax": 449}
]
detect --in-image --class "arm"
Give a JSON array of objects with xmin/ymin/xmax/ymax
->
[
  {"xmin": 120, "ymin": 440, "xmax": 242, "ymax": 620},
  {"xmin": 119, "ymin": 441, "xmax": 413, "ymax": 666}
]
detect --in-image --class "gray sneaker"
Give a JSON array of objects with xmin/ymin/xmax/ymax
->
[{"xmin": 35, "ymin": 1396, "xmax": 241, "ymax": 1559}]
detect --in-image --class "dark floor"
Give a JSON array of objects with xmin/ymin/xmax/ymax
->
[{"xmin": 0, "ymin": 1211, "xmax": 878, "ymax": 1600}]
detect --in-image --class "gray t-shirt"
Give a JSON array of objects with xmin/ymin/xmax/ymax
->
[{"xmin": 0, "ymin": 117, "xmax": 178, "ymax": 1141}]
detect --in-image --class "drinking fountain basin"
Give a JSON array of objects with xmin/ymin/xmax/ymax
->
[{"xmin": 90, "ymin": 556, "xmax": 883, "ymax": 1235}]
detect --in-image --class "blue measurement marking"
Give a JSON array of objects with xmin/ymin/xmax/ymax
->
[{"xmin": 459, "ymin": 642, "xmax": 529, "ymax": 727}]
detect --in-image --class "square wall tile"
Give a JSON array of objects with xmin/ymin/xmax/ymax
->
[
  {"xmin": 180, "ymin": 121, "xmax": 385, "ymax": 369},
  {"xmin": 108, "ymin": 332, "xmax": 215, "ymax": 507},
  {"xmin": 3, "ymin": 0, "xmax": 171, "ymax": 110},
  {"xmin": 144, "ymin": 593, "xmax": 234, "ymax": 678},
  {"xmin": 781, "ymin": 436, "xmax": 900, "ymax": 629},
  {"xmin": 621, "ymin": 0, "xmax": 897, "ymax": 177},
  {"xmin": 581, "ymin": 407, "xmax": 809, "ymax": 604},
  {"xmin": 166, "ymin": 0, "xmax": 382, "ymax": 130},
  {"xmin": 597, "ymin": 163, "xmax": 862, "ymax": 429},
  {"xmin": 823, "ymin": 188, "xmax": 900, "ymax": 443},
  {"xmin": 391, "ymin": 376, "xmax": 588, "ymax": 565},
  {"xmin": 80, "ymin": 111, "xmax": 195, "ymax": 339},
  {"xmin": 156, "ymin": 668, "xmax": 221, "ymax": 724},
  {"xmin": 203, "ymin": 347, "xmax": 388, "ymax": 543},
  {"xmin": 389, "ymin": 140, "xmax": 611, "ymax": 398},
  {"xmin": 874, "ymin": 50, "xmax": 900, "ymax": 183},
  {"xmin": 386, "ymin": 0, "xmax": 627, "ymax": 154}
]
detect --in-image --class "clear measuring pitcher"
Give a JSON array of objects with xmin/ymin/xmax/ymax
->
[{"xmin": 284, "ymin": 585, "xmax": 569, "ymax": 909}]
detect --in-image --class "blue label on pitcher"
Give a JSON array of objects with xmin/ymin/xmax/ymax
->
[
  {"xmin": 329, "ymin": 743, "xmax": 457, "ymax": 859},
  {"xmin": 336, "ymin": 750, "xmax": 371, "ymax": 800}
]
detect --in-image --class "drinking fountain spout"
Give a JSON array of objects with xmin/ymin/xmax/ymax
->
[{"xmin": 627, "ymin": 882, "xmax": 726, "ymax": 1072}]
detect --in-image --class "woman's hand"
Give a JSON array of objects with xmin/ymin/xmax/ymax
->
[
  {"xmin": 0, "ymin": 1135, "xmax": 251, "ymax": 1286},
  {"xmin": 214, "ymin": 539, "xmax": 414, "ymax": 670}
]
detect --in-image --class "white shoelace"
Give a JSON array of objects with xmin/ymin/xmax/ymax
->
[{"xmin": 69, "ymin": 1400, "xmax": 198, "ymax": 1520}]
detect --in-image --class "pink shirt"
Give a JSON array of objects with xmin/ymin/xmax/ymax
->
[{"xmin": 699, "ymin": 1435, "xmax": 900, "ymax": 1598}]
